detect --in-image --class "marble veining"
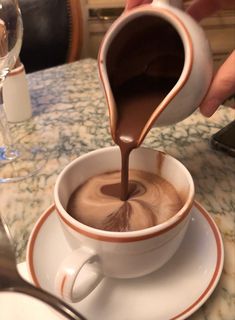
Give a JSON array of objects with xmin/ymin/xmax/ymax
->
[{"xmin": 0, "ymin": 59, "xmax": 234, "ymax": 319}]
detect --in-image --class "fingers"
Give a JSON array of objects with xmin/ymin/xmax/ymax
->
[
  {"xmin": 200, "ymin": 50, "xmax": 235, "ymax": 117},
  {"xmin": 187, "ymin": 0, "xmax": 235, "ymax": 21},
  {"xmin": 125, "ymin": 0, "xmax": 152, "ymax": 11},
  {"xmin": 186, "ymin": 0, "xmax": 220, "ymax": 21}
]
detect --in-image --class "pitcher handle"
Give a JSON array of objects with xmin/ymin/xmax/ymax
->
[{"xmin": 55, "ymin": 247, "xmax": 103, "ymax": 303}]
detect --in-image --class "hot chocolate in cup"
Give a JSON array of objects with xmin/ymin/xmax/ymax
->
[{"xmin": 54, "ymin": 146, "xmax": 194, "ymax": 303}]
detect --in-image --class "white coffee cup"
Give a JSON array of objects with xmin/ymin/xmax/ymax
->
[{"xmin": 54, "ymin": 146, "xmax": 194, "ymax": 302}]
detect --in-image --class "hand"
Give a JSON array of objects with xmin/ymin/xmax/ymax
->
[
  {"xmin": 124, "ymin": 0, "xmax": 235, "ymax": 116},
  {"xmin": 196, "ymin": 50, "xmax": 235, "ymax": 117},
  {"xmin": 187, "ymin": 0, "xmax": 235, "ymax": 116},
  {"xmin": 187, "ymin": 0, "xmax": 235, "ymax": 21},
  {"xmin": 125, "ymin": 0, "xmax": 151, "ymax": 11}
]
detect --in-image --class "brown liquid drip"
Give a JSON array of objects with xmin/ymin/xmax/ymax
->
[{"xmin": 119, "ymin": 144, "xmax": 132, "ymax": 201}]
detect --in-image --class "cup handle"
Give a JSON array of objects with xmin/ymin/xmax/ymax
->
[
  {"xmin": 151, "ymin": 0, "xmax": 183, "ymax": 8},
  {"xmin": 55, "ymin": 247, "xmax": 103, "ymax": 303}
]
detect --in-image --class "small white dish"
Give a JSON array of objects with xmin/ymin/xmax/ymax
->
[
  {"xmin": 0, "ymin": 264, "xmax": 61, "ymax": 320},
  {"xmin": 26, "ymin": 201, "xmax": 224, "ymax": 320}
]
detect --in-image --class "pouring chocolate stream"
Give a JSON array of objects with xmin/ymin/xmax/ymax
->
[{"xmin": 104, "ymin": 15, "xmax": 184, "ymax": 201}]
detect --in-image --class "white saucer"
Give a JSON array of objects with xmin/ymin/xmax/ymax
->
[{"xmin": 26, "ymin": 202, "xmax": 224, "ymax": 320}]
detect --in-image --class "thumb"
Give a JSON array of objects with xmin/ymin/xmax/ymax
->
[{"xmin": 200, "ymin": 50, "xmax": 235, "ymax": 117}]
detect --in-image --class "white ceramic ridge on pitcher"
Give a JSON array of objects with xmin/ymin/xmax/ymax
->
[
  {"xmin": 98, "ymin": 0, "xmax": 213, "ymax": 132},
  {"xmin": 54, "ymin": 146, "xmax": 195, "ymax": 303}
]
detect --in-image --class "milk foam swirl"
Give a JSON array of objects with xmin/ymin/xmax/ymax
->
[{"xmin": 67, "ymin": 170, "xmax": 183, "ymax": 232}]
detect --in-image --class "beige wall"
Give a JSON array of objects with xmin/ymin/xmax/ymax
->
[{"xmin": 86, "ymin": 0, "xmax": 235, "ymax": 71}]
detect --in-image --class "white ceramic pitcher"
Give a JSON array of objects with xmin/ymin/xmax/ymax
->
[{"xmin": 98, "ymin": 0, "xmax": 213, "ymax": 135}]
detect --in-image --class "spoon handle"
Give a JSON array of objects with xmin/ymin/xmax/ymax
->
[{"xmin": 12, "ymin": 278, "xmax": 87, "ymax": 320}]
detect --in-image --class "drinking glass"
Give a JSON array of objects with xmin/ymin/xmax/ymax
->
[{"xmin": 0, "ymin": 0, "xmax": 46, "ymax": 183}]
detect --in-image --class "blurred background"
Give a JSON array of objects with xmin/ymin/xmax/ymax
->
[{"xmin": 18, "ymin": 0, "xmax": 235, "ymax": 73}]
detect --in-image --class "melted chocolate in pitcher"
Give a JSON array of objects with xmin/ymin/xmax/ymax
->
[{"xmin": 106, "ymin": 15, "xmax": 185, "ymax": 200}]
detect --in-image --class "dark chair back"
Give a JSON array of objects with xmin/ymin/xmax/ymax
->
[{"xmin": 18, "ymin": 0, "xmax": 83, "ymax": 73}]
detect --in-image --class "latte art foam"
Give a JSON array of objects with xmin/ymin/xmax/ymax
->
[{"xmin": 67, "ymin": 169, "xmax": 183, "ymax": 232}]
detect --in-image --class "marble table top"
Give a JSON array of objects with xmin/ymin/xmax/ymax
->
[{"xmin": 0, "ymin": 59, "xmax": 234, "ymax": 319}]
